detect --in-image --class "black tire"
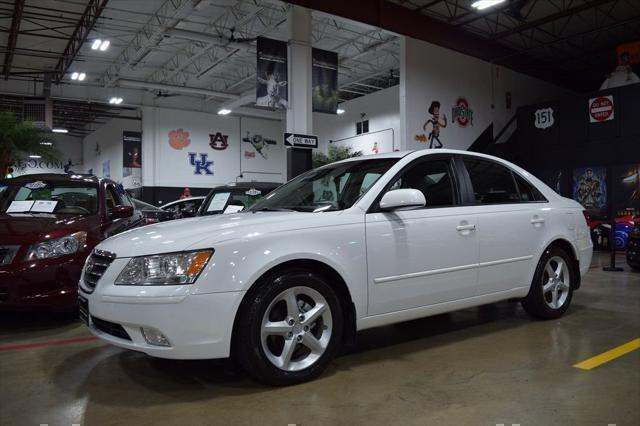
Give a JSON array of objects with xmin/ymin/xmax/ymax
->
[
  {"xmin": 522, "ymin": 246, "xmax": 575, "ymax": 320},
  {"xmin": 233, "ymin": 269, "xmax": 343, "ymax": 386}
]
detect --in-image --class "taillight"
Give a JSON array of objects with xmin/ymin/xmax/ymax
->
[{"xmin": 145, "ymin": 218, "xmax": 159, "ymax": 225}]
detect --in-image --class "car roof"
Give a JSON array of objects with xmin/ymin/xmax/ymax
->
[{"xmin": 1, "ymin": 173, "xmax": 103, "ymax": 185}]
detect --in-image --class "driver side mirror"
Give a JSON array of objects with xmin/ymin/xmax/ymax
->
[
  {"xmin": 379, "ymin": 189, "xmax": 426, "ymax": 211},
  {"xmin": 110, "ymin": 205, "xmax": 134, "ymax": 219}
]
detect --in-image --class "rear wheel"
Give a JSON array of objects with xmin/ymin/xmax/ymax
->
[
  {"xmin": 234, "ymin": 270, "xmax": 343, "ymax": 386},
  {"xmin": 522, "ymin": 247, "xmax": 574, "ymax": 319}
]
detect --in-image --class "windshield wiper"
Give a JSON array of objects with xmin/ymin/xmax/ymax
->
[{"xmin": 252, "ymin": 207, "xmax": 296, "ymax": 213}]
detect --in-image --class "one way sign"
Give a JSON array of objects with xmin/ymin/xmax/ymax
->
[{"xmin": 284, "ymin": 132, "xmax": 318, "ymax": 148}]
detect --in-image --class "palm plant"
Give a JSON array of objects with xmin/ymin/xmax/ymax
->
[
  {"xmin": 0, "ymin": 112, "xmax": 59, "ymax": 177},
  {"xmin": 312, "ymin": 144, "xmax": 362, "ymax": 168}
]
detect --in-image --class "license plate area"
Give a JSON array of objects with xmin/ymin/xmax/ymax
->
[{"xmin": 78, "ymin": 295, "xmax": 89, "ymax": 325}]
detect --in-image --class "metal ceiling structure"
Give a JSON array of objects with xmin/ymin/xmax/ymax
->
[{"xmin": 389, "ymin": 0, "xmax": 640, "ymax": 89}]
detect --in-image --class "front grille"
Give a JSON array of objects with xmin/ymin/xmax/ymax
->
[
  {"xmin": 0, "ymin": 246, "xmax": 19, "ymax": 266},
  {"xmin": 91, "ymin": 316, "xmax": 132, "ymax": 341},
  {"xmin": 82, "ymin": 249, "xmax": 116, "ymax": 293}
]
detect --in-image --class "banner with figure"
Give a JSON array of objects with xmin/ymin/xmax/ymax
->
[
  {"xmin": 312, "ymin": 48, "xmax": 338, "ymax": 114},
  {"xmin": 256, "ymin": 37, "xmax": 288, "ymax": 110}
]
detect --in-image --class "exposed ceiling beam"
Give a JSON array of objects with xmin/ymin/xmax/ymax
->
[
  {"xmin": 492, "ymin": 0, "xmax": 616, "ymax": 40},
  {"xmin": 116, "ymin": 79, "xmax": 240, "ymax": 100},
  {"xmin": 3, "ymin": 0, "xmax": 25, "ymax": 80},
  {"xmin": 52, "ymin": 0, "xmax": 110, "ymax": 84}
]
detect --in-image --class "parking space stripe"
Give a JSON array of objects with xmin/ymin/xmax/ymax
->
[
  {"xmin": 573, "ymin": 338, "xmax": 640, "ymax": 370},
  {"xmin": 0, "ymin": 336, "xmax": 99, "ymax": 353}
]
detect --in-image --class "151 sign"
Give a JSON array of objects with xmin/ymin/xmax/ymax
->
[{"xmin": 534, "ymin": 107, "xmax": 554, "ymax": 130}]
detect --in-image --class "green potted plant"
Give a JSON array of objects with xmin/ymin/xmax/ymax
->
[{"xmin": 0, "ymin": 112, "xmax": 59, "ymax": 177}]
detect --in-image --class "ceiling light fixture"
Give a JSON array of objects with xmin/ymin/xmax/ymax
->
[
  {"xmin": 71, "ymin": 72, "xmax": 79, "ymax": 80},
  {"xmin": 92, "ymin": 39, "xmax": 110, "ymax": 51},
  {"xmin": 337, "ymin": 108, "xmax": 345, "ymax": 115},
  {"xmin": 217, "ymin": 108, "xmax": 232, "ymax": 115},
  {"xmin": 29, "ymin": 155, "xmax": 42, "ymax": 159},
  {"xmin": 92, "ymin": 39, "xmax": 102, "ymax": 50},
  {"xmin": 109, "ymin": 97, "xmax": 123, "ymax": 105},
  {"xmin": 40, "ymin": 141, "xmax": 53, "ymax": 146},
  {"xmin": 99, "ymin": 40, "xmax": 110, "ymax": 51},
  {"xmin": 78, "ymin": 72, "xmax": 86, "ymax": 81},
  {"xmin": 471, "ymin": 0, "xmax": 506, "ymax": 10},
  {"xmin": 52, "ymin": 128, "xmax": 68, "ymax": 134}
]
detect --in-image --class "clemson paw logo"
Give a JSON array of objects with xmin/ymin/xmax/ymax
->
[
  {"xmin": 168, "ymin": 128, "xmax": 191, "ymax": 150},
  {"xmin": 414, "ymin": 134, "xmax": 427, "ymax": 143}
]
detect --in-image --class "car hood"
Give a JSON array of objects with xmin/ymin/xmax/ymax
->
[
  {"xmin": 0, "ymin": 213, "xmax": 99, "ymax": 246},
  {"xmin": 97, "ymin": 210, "xmax": 360, "ymax": 258}
]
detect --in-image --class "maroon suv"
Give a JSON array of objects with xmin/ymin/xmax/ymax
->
[{"xmin": 0, "ymin": 173, "xmax": 144, "ymax": 311}]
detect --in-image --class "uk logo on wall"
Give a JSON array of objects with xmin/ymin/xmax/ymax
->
[
  {"xmin": 534, "ymin": 107, "xmax": 555, "ymax": 129},
  {"xmin": 209, "ymin": 132, "xmax": 229, "ymax": 150},
  {"xmin": 188, "ymin": 152, "xmax": 214, "ymax": 175},
  {"xmin": 451, "ymin": 97, "xmax": 473, "ymax": 127},
  {"xmin": 589, "ymin": 95, "xmax": 615, "ymax": 123}
]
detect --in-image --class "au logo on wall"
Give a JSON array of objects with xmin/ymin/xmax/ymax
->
[
  {"xmin": 209, "ymin": 132, "xmax": 229, "ymax": 150},
  {"xmin": 534, "ymin": 107, "xmax": 555, "ymax": 129},
  {"xmin": 451, "ymin": 97, "xmax": 473, "ymax": 127}
]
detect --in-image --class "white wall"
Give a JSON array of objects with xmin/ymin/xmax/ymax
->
[
  {"xmin": 313, "ymin": 85, "xmax": 400, "ymax": 154},
  {"xmin": 141, "ymin": 106, "xmax": 286, "ymax": 189},
  {"xmin": 12, "ymin": 134, "xmax": 83, "ymax": 176},
  {"xmin": 401, "ymin": 36, "xmax": 572, "ymax": 151},
  {"xmin": 82, "ymin": 118, "xmax": 142, "ymax": 180}
]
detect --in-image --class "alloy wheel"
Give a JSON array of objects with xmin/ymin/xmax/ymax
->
[{"xmin": 542, "ymin": 256, "xmax": 571, "ymax": 309}]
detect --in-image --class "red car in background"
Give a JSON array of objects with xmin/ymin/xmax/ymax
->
[{"xmin": 0, "ymin": 174, "xmax": 144, "ymax": 311}]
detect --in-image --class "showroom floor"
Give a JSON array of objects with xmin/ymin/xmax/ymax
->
[{"xmin": 0, "ymin": 252, "xmax": 638, "ymax": 426}]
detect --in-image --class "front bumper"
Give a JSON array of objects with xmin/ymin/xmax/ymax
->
[
  {"xmin": 0, "ymin": 257, "xmax": 82, "ymax": 310},
  {"xmin": 81, "ymin": 286, "xmax": 246, "ymax": 360}
]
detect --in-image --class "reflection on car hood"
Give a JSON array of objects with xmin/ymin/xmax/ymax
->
[
  {"xmin": 96, "ymin": 210, "xmax": 359, "ymax": 258},
  {"xmin": 0, "ymin": 213, "xmax": 98, "ymax": 245}
]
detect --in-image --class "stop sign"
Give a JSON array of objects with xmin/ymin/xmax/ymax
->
[{"xmin": 589, "ymin": 96, "xmax": 614, "ymax": 122}]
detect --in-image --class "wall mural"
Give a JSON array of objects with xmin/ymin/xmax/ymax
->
[
  {"xmin": 242, "ymin": 132, "xmax": 277, "ymax": 159},
  {"xmin": 169, "ymin": 128, "xmax": 191, "ymax": 150},
  {"xmin": 209, "ymin": 132, "xmax": 229, "ymax": 151},
  {"xmin": 415, "ymin": 100, "xmax": 447, "ymax": 149},
  {"xmin": 188, "ymin": 153, "xmax": 214, "ymax": 175}
]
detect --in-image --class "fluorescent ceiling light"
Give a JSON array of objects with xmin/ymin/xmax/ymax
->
[
  {"xmin": 336, "ymin": 108, "xmax": 345, "ymax": 115},
  {"xmin": 471, "ymin": 0, "xmax": 506, "ymax": 10},
  {"xmin": 29, "ymin": 155, "xmax": 41, "ymax": 159},
  {"xmin": 218, "ymin": 108, "xmax": 232, "ymax": 115},
  {"xmin": 52, "ymin": 128, "xmax": 68, "ymax": 134},
  {"xmin": 91, "ymin": 39, "xmax": 102, "ymax": 50},
  {"xmin": 99, "ymin": 40, "xmax": 110, "ymax": 51},
  {"xmin": 78, "ymin": 72, "xmax": 86, "ymax": 81},
  {"xmin": 109, "ymin": 97, "xmax": 123, "ymax": 105},
  {"xmin": 71, "ymin": 72, "xmax": 79, "ymax": 80}
]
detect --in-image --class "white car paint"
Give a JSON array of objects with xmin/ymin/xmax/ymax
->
[{"xmin": 80, "ymin": 149, "xmax": 592, "ymax": 359}]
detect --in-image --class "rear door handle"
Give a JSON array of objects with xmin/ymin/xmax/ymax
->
[
  {"xmin": 456, "ymin": 224, "xmax": 476, "ymax": 231},
  {"xmin": 531, "ymin": 218, "xmax": 545, "ymax": 224}
]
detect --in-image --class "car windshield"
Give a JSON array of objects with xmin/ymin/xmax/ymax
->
[
  {"xmin": 250, "ymin": 158, "xmax": 398, "ymax": 213},
  {"xmin": 0, "ymin": 179, "xmax": 99, "ymax": 215},
  {"xmin": 201, "ymin": 188, "xmax": 275, "ymax": 216}
]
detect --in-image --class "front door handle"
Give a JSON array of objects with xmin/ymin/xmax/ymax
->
[
  {"xmin": 456, "ymin": 224, "xmax": 476, "ymax": 232},
  {"xmin": 530, "ymin": 217, "xmax": 545, "ymax": 225}
]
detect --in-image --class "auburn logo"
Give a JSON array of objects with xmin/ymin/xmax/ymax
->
[
  {"xmin": 209, "ymin": 132, "xmax": 229, "ymax": 150},
  {"xmin": 168, "ymin": 128, "xmax": 191, "ymax": 150}
]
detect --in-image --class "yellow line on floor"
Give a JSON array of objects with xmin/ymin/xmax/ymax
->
[{"xmin": 573, "ymin": 338, "xmax": 640, "ymax": 370}]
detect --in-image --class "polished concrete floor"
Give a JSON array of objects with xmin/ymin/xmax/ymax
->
[{"xmin": 1, "ymin": 252, "xmax": 638, "ymax": 426}]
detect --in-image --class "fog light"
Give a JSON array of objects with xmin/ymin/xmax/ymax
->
[{"xmin": 141, "ymin": 327, "xmax": 171, "ymax": 347}]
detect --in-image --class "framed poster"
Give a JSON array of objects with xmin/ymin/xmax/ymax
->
[
  {"xmin": 612, "ymin": 163, "xmax": 640, "ymax": 217},
  {"xmin": 573, "ymin": 167, "xmax": 607, "ymax": 218}
]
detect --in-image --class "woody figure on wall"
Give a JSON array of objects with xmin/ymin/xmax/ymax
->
[{"xmin": 415, "ymin": 100, "xmax": 447, "ymax": 149}]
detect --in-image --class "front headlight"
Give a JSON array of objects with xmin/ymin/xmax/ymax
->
[
  {"xmin": 27, "ymin": 232, "xmax": 87, "ymax": 260},
  {"xmin": 115, "ymin": 250, "xmax": 213, "ymax": 286}
]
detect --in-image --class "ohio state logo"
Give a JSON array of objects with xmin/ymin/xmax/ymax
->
[
  {"xmin": 209, "ymin": 132, "xmax": 229, "ymax": 150},
  {"xmin": 451, "ymin": 97, "xmax": 473, "ymax": 127}
]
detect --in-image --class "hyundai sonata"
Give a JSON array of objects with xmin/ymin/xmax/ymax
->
[{"xmin": 79, "ymin": 150, "xmax": 592, "ymax": 385}]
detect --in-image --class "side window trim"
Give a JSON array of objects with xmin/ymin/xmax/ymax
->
[{"xmin": 367, "ymin": 154, "xmax": 461, "ymax": 213}]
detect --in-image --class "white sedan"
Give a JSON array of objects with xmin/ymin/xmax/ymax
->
[{"xmin": 79, "ymin": 150, "xmax": 592, "ymax": 385}]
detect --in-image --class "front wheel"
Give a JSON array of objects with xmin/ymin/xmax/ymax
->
[
  {"xmin": 522, "ymin": 247, "xmax": 574, "ymax": 320},
  {"xmin": 234, "ymin": 270, "xmax": 343, "ymax": 386}
]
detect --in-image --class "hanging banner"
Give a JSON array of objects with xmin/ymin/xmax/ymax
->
[
  {"xmin": 256, "ymin": 37, "xmax": 288, "ymax": 110},
  {"xmin": 312, "ymin": 48, "xmax": 339, "ymax": 114},
  {"xmin": 122, "ymin": 130, "xmax": 142, "ymax": 189}
]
